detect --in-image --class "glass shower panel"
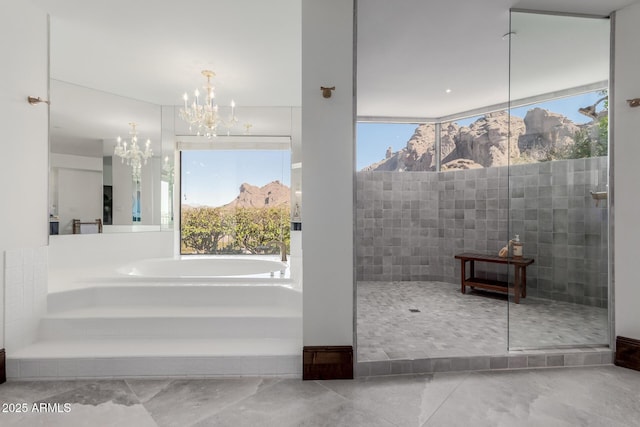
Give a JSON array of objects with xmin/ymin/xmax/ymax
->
[{"xmin": 508, "ymin": 11, "xmax": 610, "ymax": 349}]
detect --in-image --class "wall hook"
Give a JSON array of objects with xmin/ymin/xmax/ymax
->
[
  {"xmin": 320, "ymin": 86, "xmax": 335, "ymax": 98},
  {"xmin": 627, "ymin": 98, "xmax": 640, "ymax": 108},
  {"xmin": 27, "ymin": 96, "xmax": 50, "ymax": 105}
]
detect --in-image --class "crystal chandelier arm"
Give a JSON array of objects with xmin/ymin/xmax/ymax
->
[
  {"xmin": 114, "ymin": 122, "xmax": 153, "ymax": 173},
  {"xmin": 180, "ymin": 69, "xmax": 239, "ymax": 138}
]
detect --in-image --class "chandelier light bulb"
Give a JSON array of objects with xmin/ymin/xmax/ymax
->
[
  {"xmin": 113, "ymin": 122, "xmax": 153, "ymax": 180},
  {"xmin": 179, "ymin": 69, "xmax": 241, "ymax": 138}
]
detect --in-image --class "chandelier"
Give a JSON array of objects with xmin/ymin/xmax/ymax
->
[
  {"xmin": 162, "ymin": 155, "xmax": 174, "ymax": 184},
  {"xmin": 114, "ymin": 122, "xmax": 153, "ymax": 180},
  {"xmin": 180, "ymin": 70, "xmax": 238, "ymax": 137}
]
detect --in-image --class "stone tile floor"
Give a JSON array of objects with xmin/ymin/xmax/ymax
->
[
  {"xmin": 357, "ymin": 281, "xmax": 608, "ymax": 362},
  {"xmin": 1, "ymin": 365, "xmax": 639, "ymax": 426}
]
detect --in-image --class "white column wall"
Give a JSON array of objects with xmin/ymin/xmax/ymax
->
[
  {"xmin": 290, "ymin": 107, "xmax": 303, "ymax": 286},
  {"xmin": 613, "ymin": 4, "xmax": 640, "ymax": 340},
  {"xmin": 301, "ymin": 0, "xmax": 354, "ymax": 346},
  {"xmin": 0, "ymin": 0, "xmax": 49, "ymax": 350},
  {"xmin": 111, "ymin": 156, "xmax": 134, "ymax": 225},
  {"xmin": 140, "ymin": 156, "xmax": 159, "ymax": 225}
]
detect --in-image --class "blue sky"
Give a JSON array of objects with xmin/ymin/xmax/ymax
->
[
  {"xmin": 182, "ymin": 150, "xmax": 291, "ymax": 207},
  {"xmin": 356, "ymin": 91, "xmax": 605, "ymax": 170}
]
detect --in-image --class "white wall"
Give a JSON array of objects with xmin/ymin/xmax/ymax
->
[
  {"xmin": 289, "ymin": 107, "xmax": 303, "ymax": 286},
  {"xmin": 48, "ymin": 231, "xmax": 173, "ymax": 293},
  {"xmin": 57, "ymin": 169, "xmax": 102, "ymax": 234},
  {"xmin": 301, "ymin": 0, "xmax": 354, "ymax": 346},
  {"xmin": 111, "ymin": 154, "xmax": 134, "ymax": 224},
  {"xmin": 141, "ymin": 156, "xmax": 161, "ymax": 225},
  {"xmin": 613, "ymin": 4, "xmax": 640, "ymax": 340},
  {"xmin": 50, "ymin": 153, "xmax": 103, "ymax": 233},
  {"xmin": 0, "ymin": 0, "xmax": 49, "ymax": 350},
  {"xmin": 51, "ymin": 152, "xmax": 102, "ymax": 171},
  {"xmin": 103, "ymin": 156, "xmax": 113, "ymax": 186},
  {"xmin": 111, "ymin": 155, "xmax": 161, "ymax": 226},
  {"xmin": 49, "ymin": 232, "xmax": 174, "ymax": 271}
]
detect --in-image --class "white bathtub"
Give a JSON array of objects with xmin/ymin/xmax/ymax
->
[{"xmin": 117, "ymin": 256, "xmax": 289, "ymax": 279}]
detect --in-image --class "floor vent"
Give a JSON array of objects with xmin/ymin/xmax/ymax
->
[{"xmin": 409, "ymin": 308, "xmax": 420, "ymax": 313}]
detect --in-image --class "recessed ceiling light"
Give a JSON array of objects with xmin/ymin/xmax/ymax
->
[{"xmin": 445, "ymin": 89, "xmax": 452, "ymax": 94}]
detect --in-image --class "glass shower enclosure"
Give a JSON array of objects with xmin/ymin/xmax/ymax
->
[{"xmin": 507, "ymin": 11, "xmax": 611, "ymax": 349}]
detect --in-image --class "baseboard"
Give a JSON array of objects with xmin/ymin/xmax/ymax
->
[
  {"xmin": 615, "ymin": 336, "xmax": 640, "ymax": 371},
  {"xmin": 303, "ymin": 346, "xmax": 353, "ymax": 380},
  {"xmin": 1, "ymin": 349, "xmax": 6, "ymax": 384}
]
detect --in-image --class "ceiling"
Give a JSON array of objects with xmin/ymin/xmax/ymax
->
[
  {"xmin": 357, "ymin": 0, "xmax": 619, "ymax": 119},
  {"xmin": 29, "ymin": 0, "xmax": 639, "ymax": 154}
]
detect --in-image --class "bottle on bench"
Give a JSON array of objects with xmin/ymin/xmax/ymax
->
[{"xmin": 512, "ymin": 234, "xmax": 523, "ymax": 258}]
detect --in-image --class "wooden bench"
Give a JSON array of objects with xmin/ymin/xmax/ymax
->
[
  {"xmin": 454, "ymin": 252, "xmax": 534, "ymax": 304},
  {"xmin": 72, "ymin": 218, "xmax": 103, "ymax": 234}
]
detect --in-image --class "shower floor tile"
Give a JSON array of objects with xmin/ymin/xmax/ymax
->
[{"xmin": 357, "ymin": 281, "xmax": 608, "ymax": 362}]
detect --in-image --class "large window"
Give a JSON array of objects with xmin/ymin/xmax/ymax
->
[
  {"xmin": 510, "ymin": 91, "xmax": 608, "ymax": 164},
  {"xmin": 357, "ymin": 122, "xmax": 423, "ymax": 171},
  {"xmin": 357, "ymin": 90, "xmax": 607, "ymax": 173},
  {"xmin": 180, "ymin": 149, "xmax": 291, "ymax": 255}
]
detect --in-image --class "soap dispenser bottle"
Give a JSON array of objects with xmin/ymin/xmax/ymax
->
[{"xmin": 512, "ymin": 234, "xmax": 523, "ymax": 258}]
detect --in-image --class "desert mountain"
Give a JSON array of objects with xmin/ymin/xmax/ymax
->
[
  {"xmin": 362, "ymin": 108, "xmax": 591, "ymax": 171},
  {"xmin": 222, "ymin": 180, "xmax": 290, "ymax": 209},
  {"xmin": 181, "ymin": 181, "xmax": 290, "ymax": 210}
]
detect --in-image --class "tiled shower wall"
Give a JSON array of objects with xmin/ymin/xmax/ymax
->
[{"xmin": 356, "ymin": 157, "xmax": 609, "ymax": 307}]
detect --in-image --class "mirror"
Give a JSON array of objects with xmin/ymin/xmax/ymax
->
[{"xmin": 49, "ymin": 79, "xmax": 167, "ymax": 234}]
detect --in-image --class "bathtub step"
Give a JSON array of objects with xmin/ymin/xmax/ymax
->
[
  {"xmin": 40, "ymin": 315, "xmax": 302, "ymax": 340},
  {"xmin": 47, "ymin": 285, "xmax": 301, "ymax": 314},
  {"xmin": 7, "ymin": 338, "xmax": 302, "ymax": 379},
  {"xmin": 13, "ymin": 282, "xmax": 304, "ymax": 379},
  {"xmin": 45, "ymin": 305, "xmax": 301, "ymax": 318}
]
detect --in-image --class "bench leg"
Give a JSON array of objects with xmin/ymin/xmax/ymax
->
[
  {"xmin": 514, "ymin": 265, "xmax": 521, "ymax": 304},
  {"xmin": 521, "ymin": 266, "xmax": 527, "ymax": 298},
  {"xmin": 460, "ymin": 260, "xmax": 466, "ymax": 294}
]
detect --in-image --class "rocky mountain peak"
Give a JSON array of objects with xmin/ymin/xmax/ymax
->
[
  {"xmin": 361, "ymin": 108, "xmax": 585, "ymax": 172},
  {"xmin": 223, "ymin": 180, "xmax": 290, "ymax": 209}
]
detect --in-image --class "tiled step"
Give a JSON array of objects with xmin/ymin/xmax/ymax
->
[{"xmin": 7, "ymin": 338, "xmax": 302, "ymax": 379}]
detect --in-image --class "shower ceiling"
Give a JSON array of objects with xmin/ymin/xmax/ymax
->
[{"xmin": 357, "ymin": 0, "xmax": 623, "ymax": 119}]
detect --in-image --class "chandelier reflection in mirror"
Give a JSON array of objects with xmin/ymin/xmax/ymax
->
[
  {"xmin": 114, "ymin": 122, "xmax": 153, "ymax": 181},
  {"xmin": 180, "ymin": 70, "xmax": 239, "ymax": 137}
]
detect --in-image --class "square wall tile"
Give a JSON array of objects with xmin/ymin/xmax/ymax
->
[{"xmin": 4, "ymin": 248, "xmax": 23, "ymax": 268}]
